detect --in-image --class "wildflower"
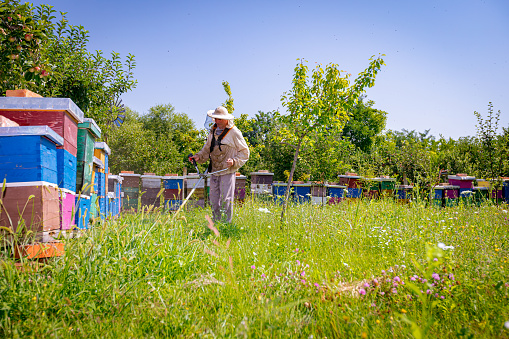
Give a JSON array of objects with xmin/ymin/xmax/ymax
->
[
  {"xmin": 448, "ymin": 273, "xmax": 455, "ymax": 280},
  {"xmin": 359, "ymin": 288, "xmax": 366, "ymax": 295},
  {"xmin": 391, "ymin": 288, "xmax": 398, "ymax": 294},
  {"xmin": 314, "ymin": 283, "xmax": 320, "ymax": 288},
  {"xmin": 433, "ymin": 258, "xmax": 438, "ymax": 262},
  {"xmin": 371, "ymin": 303, "xmax": 376, "ymax": 307},
  {"xmin": 394, "ymin": 276, "xmax": 401, "ymax": 282},
  {"xmin": 422, "ymin": 278, "xmax": 428, "ymax": 283},
  {"xmin": 381, "ymin": 270, "xmax": 386, "ymax": 275},
  {"xmin": 258, "ymin": 207, "xmax": 271, "ymax": 214},
  {"xmin": 440, "ymin": 296, "xmax": 445, "ymax": 299},
  {"xmin": 301, "ymin": 279, "xmax": 306, "ymax": 284},
  {"xmin": 410, "ymin": 276, "xmax": 416, "ymax": 281},
  {"xmin": 380, "ymin": 291, "xmax": 385, "ymax": 296},
  {"xmin": 432, "ymin": 273, "xmax": 440, "ymax": 280},
  {"xmin": 373, "ymin": 278, "xmax": 379, "ymax": 286},
  {"xmin": 296, "ymin": 260, "xmax": 301, "ymax": 266},
  {"xmin": 504, "ymin": 321, "xmax": 509, "ymax": 329},
  {"xmin": 301, "ymin": 271, "xmax": 305, "ymax": 277},
  {"xmin": 434, "ymin": 293, "xmax": 439, "ymax": 298},
  {"xmin": 426, "ymin": 289, "xmax": 431, "ymax": 295},
  {"xmin": 295, "ymin": 248, "xmax": 299, "ymax": 252},
  {"xmin": 438, "ymin": 242, "xmax": 455, "ymax": 250},
  {"xmin": 401, "ymin": 265, "xmax": 406, "ymax": 269},
  {"xmin": 363, "ymin": 282, "xmax": 370, "ymax": 288},
  {"xmin": 251, "ymin": 265, "xmax": 256, "ymax": 270},
  {"xmin": 401, "ymin": 309, "xmax": 407, "ymax": 313}
]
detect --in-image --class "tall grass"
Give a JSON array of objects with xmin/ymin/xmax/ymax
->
[{"xmin": 0, "ymin": 198, "xmax": 508, "ymax": 337}]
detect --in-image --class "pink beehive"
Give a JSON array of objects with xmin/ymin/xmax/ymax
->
[{"xmin": 59, "ymin": 188, "xmax": 76, "ymax": 230}]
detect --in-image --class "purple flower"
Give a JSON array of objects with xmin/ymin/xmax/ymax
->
[
  {"xmin": 301, "ymin": 271, "xmax": 305, "ymax": 277},
  {"xmin": 381, "ymin": 270, "xmax": 386, "ymax": 275},
  {"xmin": 301, "ymin": 279, "xmax": 306, "ymax": 284},
  {"xmin": 426, "ymin": 289, "xmax": 431, "ymax": 295},
  {"xmin": 295, "ymin": 248, "xmax": 299, "ymax": 252},
  {"xmin": 434, "ymin": 293, "xmax": 439, "ymax": 298},
  {"xmin": 433, "ymin": 258, "xmax": 438, "ymax": 262},
  {"xmin": 410, "ymin": 276, "xmax": 416, "ymax": 281},
  {"xmin": 422, "ymin": 279, "xmax": 427, "ymax": 283},
  {"xmin": 261, "ymin": 273, "xmax": 266, "ymax": 279},
  {"xmin": 359, "ymin": 289, "xmax": 366, "ymax": 295},
  {"xmin": 432, "ymin": 273, "xmax": 440, "ymax": 280},
  {"xmin": 448, "ymin": 273, "xmax": 455, "ymax": 280},
  {"xmin": 363, "ymin": 283, "xmax": 370, "ymax": 288},
  {"xmin": 394, "ymin": 276, "xmax": 401, "ymax": 282},
  {"xmin": 393, "ymin": 283, "xmax": 398, "ymax": 288},
  {"xmin": 373, "ymin": 278, "xmax": 379, "ymax": 285},
  {"xmin": 314, "ymin": 283, "xmax": 320, "ymax": 288},
  {"xmin": 296, "ymin": 260, "xmax": 301, "ymax": 266},
  {"xmin": 380, "ymin": 291, "xmax": 385, "ymax": 295},
  {"xmin": 391, "ymin": 288, "xmax": 398, "ymax": 294},
  {"xmin": 371, "ymin": 303, "xmax": 376, "ymax": 307},
  {"xmin": 251, "ymin": 265, "xmax": 256, "ymax": 270},
  {"xmin": 440, "ymin": 296, "xmax": 445, "ymax": 299},
  {"xmin": 386, "ymin": 279, "xmax": 392, "ymax": 283}
]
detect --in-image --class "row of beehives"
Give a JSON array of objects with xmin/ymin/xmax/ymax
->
[
  {"xmin": 118, "ymin": 171, "xmax": 249, "ymax": 211},
  {"xmin": 268, "ymin": 173, "xmax": 509, "ymax": 206},
  {"xmin": 0, "ymin": 91, "xmax": 123, "ymax": 259}
]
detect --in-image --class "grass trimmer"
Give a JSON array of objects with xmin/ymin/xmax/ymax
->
[{"xmin": 172, "ymin": 154, "xmax": 228, "ymax": 219}]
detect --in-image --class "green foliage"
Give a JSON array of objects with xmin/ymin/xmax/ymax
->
[
  {"xmin": 0, "ymin": 1, "xmax": 137, "ymax": 134},
  {"xmin": 341, "ymin": 98, "xmax": 388, "ymax": 152},
  {"xmin": 108, "ymin": 105, "xmax": 205, "ymax": 175},
  {"xmin": 474, "ymin": 102, "xmax": 507, "ymax": 182},
  {"xmin": 278, "ymin": 56, "xmax": 385, "ymax": 220},
  {"xmin": 221, "ymin": 80, "xmax": 234, "ymax": 114}
]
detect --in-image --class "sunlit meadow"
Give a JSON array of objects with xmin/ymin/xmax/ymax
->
[{"xmin": 1, "ymin": 197, "xmax": 509, "ymax": 338}]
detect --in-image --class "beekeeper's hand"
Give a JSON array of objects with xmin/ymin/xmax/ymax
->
[{"xmin": 226, "ymin": 158, "xmax": 234, "ymax": 167}]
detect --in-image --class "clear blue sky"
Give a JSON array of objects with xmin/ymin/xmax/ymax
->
[{"xmin": 30, "ymin": 0, "xmax": 509, "ymax": 139}]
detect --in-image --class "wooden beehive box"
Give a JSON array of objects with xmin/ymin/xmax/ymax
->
[{"xmin": 0, "ymin": 126, "xmax": 63, "ymax": 184}]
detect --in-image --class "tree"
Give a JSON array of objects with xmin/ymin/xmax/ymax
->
[
  {"xmin": 278, "ymin": 56, "xmax": 385, "ymax": 221},
  {"xmin": 341, "ymin": 99, "xmax": 387, "ymax": 151},
  {"xmin": 474, "ymin": 102, "xmax": 506, "ymax": 182},
  {"xmin": 0, "ymin": 1, "xmax": 137, "ymax": 135}
]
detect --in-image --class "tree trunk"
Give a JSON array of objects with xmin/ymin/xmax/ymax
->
[{"xmin": 280, "ymin": 138, "xmax": 303, "ymax": 223}]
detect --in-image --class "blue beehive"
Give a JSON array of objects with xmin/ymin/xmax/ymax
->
[
  {"xmin": 74, "ymin": 194, "xmax": 91, "ymax": 229},
  {"xmin": 57, "ymin": 148, "xmax": 77, "ymax": 191},
  {"xmin": 0, "ymin": 126, "xmax": 63, "ymax": 184},
  {"xmin": 272, "ymin": 182, "xmax": 289, "ymax": 204},
  {"xmin": 346, "ymin": 188, "xmax": 363, "ymax": 199},
  {"xmin": 292, "ymin": 183, "xmax": 311, "ymax": 203}
]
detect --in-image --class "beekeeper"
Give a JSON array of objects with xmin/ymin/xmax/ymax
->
[{"xmin": 190, "ymin": 106, "xmax": 249, "ymax": 223}]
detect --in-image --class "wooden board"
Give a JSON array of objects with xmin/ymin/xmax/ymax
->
[
  {"xmin": 57, "ymin": 149, "xmax": 77, "ymax": 191},
  {"xmin": 15, "ymin": 242, "xmax": 64, "ymax": 259}
]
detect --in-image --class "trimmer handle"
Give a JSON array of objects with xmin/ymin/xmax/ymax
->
[{"xmin": 188, "ymin": 153, "xmax": 199, "ymax": 172}]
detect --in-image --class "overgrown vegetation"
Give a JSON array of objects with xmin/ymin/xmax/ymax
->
[{"xmin": 1, "ymin": 198, "xmax": 509, "ymax": 337}]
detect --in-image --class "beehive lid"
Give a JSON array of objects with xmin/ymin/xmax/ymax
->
[
  {"xmin": 338, "ymin": 174, "xmax": 362, "ymax": 179},
  {"xmin": 0, "ymin": 97, "xmax": 84, "ymax": 123},
  {"xmin": 272, "ymin": 182, "xmax": 288, "ymax": 186},
  {"xmin": 163, "ymin": 175, "xmax": 185, "ymax": 180},
  {"xmin": 94, "ymin": 141, "xmax": 111, "ymax": 155},
  {"xmin": 78, "ymin": 118, "xmax": 101, "ymax": 139},
  {"xmin": 0, "ymin": 125, "xmax": 63, "ymax": 145},
  {"xmin": 473, "ymin": 186, "xmax": 489, "ymax": 191},
  {"xmin": 107, "ymin": 192, "xmax": 115, "ymax": 198},
  {"xmin": 92, "ymin": 156, "xmax": 104, "ymax": 169},
  {"xmin": 292, "ymin": 182, "xmax": 312, "ymax": 186},
  {"xmin": 250, "ymin": 171, "xmax": 274, "ymax": 176},
  {"xmin": 1, "ymin": 181, "xmax": 58, "ymax": 188},
  {"xmin": 236, "ymin": 175, "xmax": 247, "ymax": 179},
  {"xmin": 326, "ymin": 184, "xmax": 347, "ymax": 188},
  {"xmin": 448, "ymin": 175, "xmax": 475, "ymax": 180},
  {"xmin": 120, "ymin": 172, "xmax": 141, "ymax": 177},
  {"xmin": 376, "ymin": 177, "xmax": 396, "ymax": 181},
  {"xmin": 141, "ymin": 174, "xmax": 161, "ymax": 179}
]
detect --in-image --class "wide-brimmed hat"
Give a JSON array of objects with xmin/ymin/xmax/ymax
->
[{"xmin": 207, "ymin": 106, "xmax": 234, "ymax": 120}]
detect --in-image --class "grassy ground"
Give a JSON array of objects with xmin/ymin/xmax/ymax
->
[{"xmin": 1, "ymin": 197, "xmax": 509, "ymax": 338}]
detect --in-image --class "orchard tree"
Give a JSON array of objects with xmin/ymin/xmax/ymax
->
[
  {"xmin": 279, "ymin": 56, "xmax": 385, "ymax": 221},
  {"xmin": 0, "ymin": 1, "xmax": 137, "ymax": 134}
]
